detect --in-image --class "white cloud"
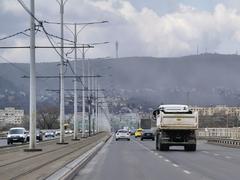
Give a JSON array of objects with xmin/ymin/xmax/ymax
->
[
  {"xmin": 1, "ymin": 1, "xmax": 25, "ymax": 15},
  {"xmin": 2, "ymin": 0, "xmax": 240, "ymax": 62}
]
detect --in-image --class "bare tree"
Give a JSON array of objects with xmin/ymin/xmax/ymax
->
[{"xmin": 37, "ymin": 106, "xmax": 59, "ymax": 129}]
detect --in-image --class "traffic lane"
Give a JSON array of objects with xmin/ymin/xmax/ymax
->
[
  {"xmin": 74, "ymin": 137, "xmax": 204, "ymax": 180},
  {"xmin": 138, "ymin": 138, "xmax": 240, "ymax": 180},
  {"xmin": 197, "ymin": 140, "xmax": 240, "ymax": 160}
]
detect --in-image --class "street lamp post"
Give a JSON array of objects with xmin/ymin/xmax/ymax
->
[{"xmin": 63, "ymin": 21, "xmax": 108, "ymax": 139}]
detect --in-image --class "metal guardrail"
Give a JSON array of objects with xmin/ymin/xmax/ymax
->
[
  {"xmin": 207, "ymin": 138, "xmax": 240, "ymax": 148},
  {"xmin": 197, "ymin": 128, "xmax": 240, "ymax": 140},
  {"xmin": 0, "ymin": 132, "xmax": 7, "ymax": 139}
]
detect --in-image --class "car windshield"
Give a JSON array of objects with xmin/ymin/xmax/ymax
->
[
  {"xmin": 118, "ymin": 130, "xmax": 128, "ymax": 133},
  {"xmin": 9, "ymin": 129, "xmax": 24, "ymax": 134}
]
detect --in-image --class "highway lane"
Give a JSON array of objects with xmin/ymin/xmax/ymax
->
[
  {"xmin": 136, "ymin": 138, "xmax": 240, "ymax": 180},
  {"xmin": 74, "ymin": 137, "xmax": 208, "ymax": 180}
]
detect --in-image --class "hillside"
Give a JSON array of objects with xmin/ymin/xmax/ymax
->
[{"xmin": 1, "ymin": 53, "xmax": 240, "ymax": 112}]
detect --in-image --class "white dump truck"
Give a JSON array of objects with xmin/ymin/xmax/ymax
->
[{"xmin": 153, "ymin": 104, "xmax": 198, "ymax": 151}]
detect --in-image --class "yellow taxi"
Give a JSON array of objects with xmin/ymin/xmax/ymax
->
[{"xmin": 134, "ymin": 128, "xmax": 143, "ymax": 138}]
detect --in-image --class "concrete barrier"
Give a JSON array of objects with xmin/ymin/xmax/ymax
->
[{"xmin": 207, "ymin": 138, "xmax": 240, "ymax": 148}]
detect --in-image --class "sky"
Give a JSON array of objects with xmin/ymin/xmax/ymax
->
[{"xmin": 1, "ymin": 0, "xmax": 240, "ymax": 62}]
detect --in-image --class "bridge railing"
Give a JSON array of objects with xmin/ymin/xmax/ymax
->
[{"xmin": 197, "ymin": 128, "xmax": 240, "ymax": 140}]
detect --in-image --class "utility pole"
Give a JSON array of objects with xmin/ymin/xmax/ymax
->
[
  {"xmin": 96, "ymin": 81, "xmax": 99, "ymax": 133},
  {"xmin": 116, "ymin": 41, "xmax": 119, "ymax": 58},
  {"xmin": 82, "ymin": 46, "xmax": 86, "ymax": 137},
  {"xmin": 92, "ymin": 71, "xmax": 95, "ymax": 134},
  {"xmin": 87, "ymin": 60, "xmax": 91, "ymax": 136},
  {"xmin": 95, "ymin": 78, "xmax": 98, "ymax": 133},
  {"xmin": 24, "ymin": 0, "xmax": 41, "ymax": 152},
  {"xmin": 73, "ymin": 23, "xmax": 79, "ymax": 140},
  {"xmin": 58, "ymin": 0, "xmax": 67, "ymax": 144}
]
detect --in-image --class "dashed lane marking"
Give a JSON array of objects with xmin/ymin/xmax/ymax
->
[
  {"xmin": 214, "ymin": 153, "xmax": 220, "ymax": 156},
  {"xmin": 133, "ymin": 139, "xmax": 193, "ymax": 177},
  {"xmin": 172, "ymin": 163, "xmax": 179, "ymax": 167},
  {"xmin": 225, "ymin": 156, "xmax": 232, "ymax": 159},
  {"xmin": 183, "ymin": 170, "xmax": 191, "ymax": 175}
]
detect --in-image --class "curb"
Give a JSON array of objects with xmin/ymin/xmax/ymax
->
[{"xmin": 46, "ymin": 135, "xmax": 111, "ymax": 180}]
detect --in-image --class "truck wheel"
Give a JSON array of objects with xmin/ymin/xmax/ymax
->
[
  {"xmin": 160, "ymin": 144, "xmax": 169, "ymax": 151},
  {"xmin": 189, "ymin": 144, "xmax": 196, "ymax": 151},
  {"xmin": 156, "ymin": 134, "xmax": 159, "ymax": 150},
  {"xmin": 141, "ymin": 138, "xmax": 143, "ymax": 141},
  {"xmin": 152, "ymin": 138, "xmax": 155, "ymax": 141},
  {"xmin": 185, "ymin": 144, "xmax": 196, "ymax": 151}
]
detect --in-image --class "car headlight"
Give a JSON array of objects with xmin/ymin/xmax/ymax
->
[{"xmin": 7, "ymin": 135, "xmax": 11, "ymax": 138}]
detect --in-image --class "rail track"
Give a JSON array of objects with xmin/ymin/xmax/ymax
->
[{"xmin": 0, "ymin": 132, "xmax": 108, "ymax": 180}]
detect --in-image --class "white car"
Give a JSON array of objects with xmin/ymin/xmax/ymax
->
[
  {"xmin": 45, "ymin": 131, "xmax": 55, "ymax": 138},
  {"xmin": 7, "ymin": 127, "xmax": 27, "ymax": 144},
  {"xmin": 116, "ymin": 129, "xmax": 130, "ymax": 141}
]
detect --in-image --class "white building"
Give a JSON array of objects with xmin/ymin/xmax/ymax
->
[{"xmin": 0, "ymin": 107, "xmax": 24, "ymax": 125}]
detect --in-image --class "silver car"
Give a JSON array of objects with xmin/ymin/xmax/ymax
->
[{"xmin": 7, "ymin": 127, "xmax": 27, "ymax": 144}]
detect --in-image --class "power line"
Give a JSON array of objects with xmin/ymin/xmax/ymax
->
[
  {"xmin": 39, "ymin": 29, "xmax": 74, "ymax": 43},
  {"xmin": 0, "ymin": 28, "xmax": 31, "ymax": 41},
  {"xmin": 17, "ymin": 0, "xmax": 71, "ymax": 62},
  {"xmin": 17, "ymin": 0, "xmax": 42, "ymax": 25}
]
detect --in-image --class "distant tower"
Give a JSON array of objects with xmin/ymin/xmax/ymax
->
[{"xmin": 115, "ymin": 41, "xmax": 119, "ymax": 58}]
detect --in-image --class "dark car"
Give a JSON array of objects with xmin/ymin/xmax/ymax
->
[
  {"xmin": 141, "ymin": 130, "xmax": 155, "ymax": 141},
  {"xmin": 27, "ymin": 129, "xmax": 43, "ymax": 142}
]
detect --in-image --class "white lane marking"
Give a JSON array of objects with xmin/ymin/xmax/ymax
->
[
  {"xmin": 172, "ymin": 163, "xmax": 179, "ymax": 167},
  {"xmin": 202, "ymin": 151, "xmax": 209, "ymax": 154},
  {"xmin": 214, "ymin": 153, "xmax": 220, "ymax": 156},
  {"xmin": 164, "ymin": 159, "xmax": 170, "ymax": 162},
  {"xmin": 183, "ymin": 170, "xmax": 191, "ymax": 174},
  {"xmin": 158, "ymin": 155, "xmax": 163, "ymax": 158},
  {"xmin": 225, "ymin": 156, "xmax": 232, "ymax": 159},
  {"xmin": 154, "ymin": 153, "xmax": 158, "ymax": 156}
]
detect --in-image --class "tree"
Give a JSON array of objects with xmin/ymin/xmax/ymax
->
[{"xmin": 37, "ymin": 106, "xmax": 59, "ymax": 129}]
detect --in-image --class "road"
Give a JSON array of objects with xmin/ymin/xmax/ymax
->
[{"xmin": 75, "ymin": 136, "xmax": 240, "ymax": 180}]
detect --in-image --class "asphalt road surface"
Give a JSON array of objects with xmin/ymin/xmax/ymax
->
[{"xmin": 75, "ymin": 136, "xmax": 240, "ymax": 180}]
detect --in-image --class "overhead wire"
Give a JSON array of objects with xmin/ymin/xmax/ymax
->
[
  {"xmin": 11, "ymin": 0, "xmax": 88, "ymax": 93},
  {"xmin": 0, "ymin": 28, "xmax": 31, "ymax": 41}
]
